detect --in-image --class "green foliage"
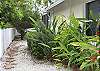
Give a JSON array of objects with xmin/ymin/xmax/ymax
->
[
  {"xmin": 25, "ymin": 15, "xmax": 99, "ymax": 71},
  {"xmin": 80, "ymin": 60, "xmax": 98, "ymax": 71},
  {"xmin": 51, "ymin": 16, "xmax": 99, "ymax": 70},
  {"xmin": 25, "ymin": 16, "xmax": 57, "ymax": 59},
  {"xmin": 0, "ymin": 0, "xmax": 38, "ymax": 39},
  {"xmin": 70, "ymin": 42, "xmax": 96, "ymax": 51},
  {"xmin": 0, "ymin": 21, "xmax": 6, "ymax": 29},
  {"xmin": 35, "ymin": 0, "xmax": 48, "ymax": 6}
]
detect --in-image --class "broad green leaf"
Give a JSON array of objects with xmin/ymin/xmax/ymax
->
[
  {"xmin": 70, "ymin": 42, "xmax": 96, "ymax": 51},
  {"xmin": 38, "ymin": 43, "xmax": 51, "ymax": 48},
  {"xmin": 80, "ymin": 61, "xmax": 96, "ymax": 70},
  {"xmin": 79, "ymin": 42, "xmax": 96, "ymax": 51},
  {"xmin": 52, "ymin": 47, "xmax": 63, "ymax": 50},
  {"xmin": 29, "ymin": 17, "xmax": 37, "ymax": 25},
  {"xmin": 54, "ymin": 59, "xmax": 61, "ymax": 62},
  {"xmin": 70, "ymin": 42, "xmax": 80, "ymax": 47},
  {"xmin": 56, "ymin": 53, "xmax": 68, "ymax": 57},
  {"xmin": 58, "ymin": 20, "xmax": 66, "ymax": 30},
  {"xmin": 58, "ymin": 42, "xmax": 69, "ymax": 53},
  {"xmin": 88, "ymin": 36, "xmax": 99, "ymax": 42}
]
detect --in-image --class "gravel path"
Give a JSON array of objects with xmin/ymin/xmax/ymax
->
[{"xmin": 0, "ymin": 40, "xmax": 68, "ymax": 71}]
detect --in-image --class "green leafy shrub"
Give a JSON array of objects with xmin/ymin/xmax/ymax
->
[
  {"xmin": 0, "ymin": 0, "xmax": 37, "ymax": 39},
  {"xmin": 25, "ymin": 17, "xmax": 54, "ymax": 59},
  {"xmin": 52, "ymin": 16, "xmax": 99, "ymax": 71},
  {"xmin": 25, "ymin": 16, "xmax": 66, "ymax": 59},
  {"xmin": 25, "ymin": 15, "xmax": 99, "ymax": 71}
]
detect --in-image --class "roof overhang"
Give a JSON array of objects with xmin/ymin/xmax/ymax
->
[{"xmin": 46, "ymin": 0, "xmax": 64, "ymax": 11}]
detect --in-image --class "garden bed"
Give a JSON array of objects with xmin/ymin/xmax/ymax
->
[{"xmin": 25, "ymin": 16, "xmax": 100, "ymax": 71}]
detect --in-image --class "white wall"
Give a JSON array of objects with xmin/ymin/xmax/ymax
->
[
  {"xmin": 4, "ymin": 28, "xmax": 15, "ymax": 50},
  {"xmin": 0, "ymin": 29, "xmax": 4, "ymax": 58},
  {"xmin": 0, "ymin": 28, "xmax": 16, "ymax": 58},
  {"xmin": 49, "ymin": 0, "xmax": 95, "ymax": 18}
]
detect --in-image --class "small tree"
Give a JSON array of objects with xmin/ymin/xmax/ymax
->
[{"xmin": 0, "ymin": 0, "xmax": 37, "ymax": 39}]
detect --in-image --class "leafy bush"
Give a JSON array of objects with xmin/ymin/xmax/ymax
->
[
  {"xmin": 25, "ymin": 15, "xmax": 99, "ymax": 71},
  {"xmin": 0, "ymin": 0, "xmax": 38, "ymax": 39},
  {"xmin": 25, "ymin": 16, "xmax": 56, "ymax": 59},
  {"xmin": 52, "ymin": 16, "xmax": 99, "ymax": 70},
  {"xmin": 25, "ymin": 16, "xmax": 66, "ymax": 59}
]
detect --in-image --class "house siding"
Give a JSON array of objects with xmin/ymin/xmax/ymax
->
[{"xmin": 49, "ymin": 0, "xmax": 95, "ymax": 18}]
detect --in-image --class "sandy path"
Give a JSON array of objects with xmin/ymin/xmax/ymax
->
[{"xmin": 0, "ymin": 40, "xmax": 67, "ymax": 71}]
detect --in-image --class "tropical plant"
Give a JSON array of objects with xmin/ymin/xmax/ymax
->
[
  {"xmin": 25, "ymin": 15, "xmax": 66, "ymax": 59},
  {"xmin": 52, "ymin": 16, "xmax": 99, "ymax": 71},
  {"xmin": 25, "ymin": 13, "xmax": 99, "ymax": 70}
]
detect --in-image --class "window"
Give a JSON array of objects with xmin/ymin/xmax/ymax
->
[{"xmin": 86, "ymin": 0, "xmax": 100, "ymax": 36}]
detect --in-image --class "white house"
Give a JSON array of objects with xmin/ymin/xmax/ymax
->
[
  {"xmin": 46, "ymin": 0, "xmax": 95, "ymax": 18},
  {"xmin": 43, "ymin": 0, "xmax": 98, "ymax": 36}
]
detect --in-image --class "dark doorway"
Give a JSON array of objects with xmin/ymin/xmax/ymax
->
[{"xmin": 42, "ymin": 14, "xmax": 49, "ymax": 28}]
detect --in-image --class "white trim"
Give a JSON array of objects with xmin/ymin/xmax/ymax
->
[
  {"xmin": 85, "ymin": 0, "xmax": 95, "ymax": 3},
  {"xmin": 46, "ymin": 0, "xmax": 64, "ymax": 10},
  {"xmin": 0, "ymin": 29, "xmax": 4, "ymax": 58},
  {"xmin": 81, "ymin": 20, "xmax": 93, "ymax": 23}
]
